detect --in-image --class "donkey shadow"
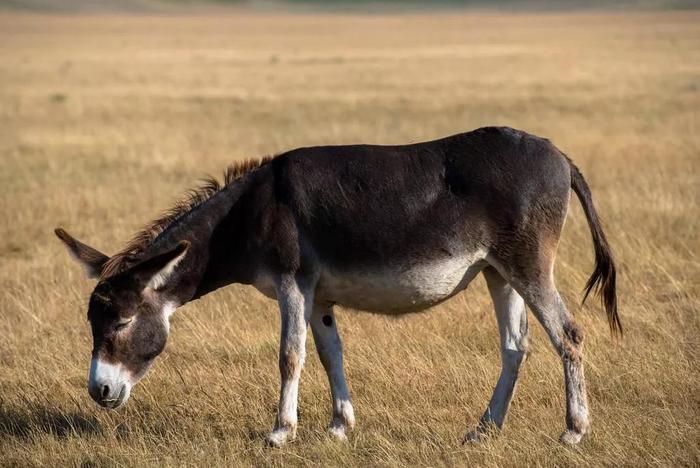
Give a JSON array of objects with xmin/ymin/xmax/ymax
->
[{"xmin": 0, "ymin": 404, "xmax": 103, "ymax": 440}]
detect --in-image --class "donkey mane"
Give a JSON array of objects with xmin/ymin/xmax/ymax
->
[{"xmin": 100, "ymin": 156, "xmax": 274, "ymax": 280}]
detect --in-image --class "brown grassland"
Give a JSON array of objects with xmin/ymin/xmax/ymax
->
[{"xmin": 0, "ymin": 10, "xmax": 698, "ymax": 467}]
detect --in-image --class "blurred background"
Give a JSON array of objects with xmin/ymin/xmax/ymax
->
[
  {"xmin": 0, "ymin": 1, "xmax": 698, "ymax": 466},
  {"xmin": 3, "ymin": 0, "xmax": 699, "ymax": 13}
]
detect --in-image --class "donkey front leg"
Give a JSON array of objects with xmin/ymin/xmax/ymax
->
[
  {"xmin": 266, "ymin": 274, "xmax": 315, "ymax": 448},
  {"xmin": 465, "ymin": 267, "xmax": 529, "ymax": 443},
  {"xmin": 310, "ymin": 304, "xmax": 355, "ymax": 440}
]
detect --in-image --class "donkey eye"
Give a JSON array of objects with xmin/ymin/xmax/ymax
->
[{"xmin": 115, "ymin": 318, "xmax": 133, "ymax": 330}]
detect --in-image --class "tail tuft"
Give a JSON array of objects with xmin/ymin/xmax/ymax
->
[{"xmin": 568, "ymin": 159, "xmax": 622, "ymax": 338}]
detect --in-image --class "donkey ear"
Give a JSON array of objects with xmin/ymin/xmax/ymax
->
[
  {"xmin": 54, "ymin": 228, "xmax": 109, "ymax": 279},
  {"xmin": 130, "ymin": 241, "xmax": 190, "ymax": 291}
]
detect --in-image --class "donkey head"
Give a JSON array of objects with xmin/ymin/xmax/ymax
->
[{"xmin": 55, "ymin": 228, "xmax": 190, "ymax": 409}]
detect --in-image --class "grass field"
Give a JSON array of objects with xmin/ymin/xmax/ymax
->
[{"xmin": 0, "ymin": 10, "xmax": 698, "ymax": 467}]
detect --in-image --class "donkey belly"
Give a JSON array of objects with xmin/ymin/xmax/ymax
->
[{"xmin": 317, "ymin": 253, "xmax": 486, "ymax": 314}]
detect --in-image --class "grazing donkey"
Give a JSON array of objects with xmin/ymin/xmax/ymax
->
[{"xmin": 56, "ymin": 127, "xmax": 620, "ymax": 447}]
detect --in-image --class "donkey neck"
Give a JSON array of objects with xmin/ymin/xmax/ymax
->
[
  {"xmin": 146, "ymin": 172, "xmax": 259, "ymax": 304},
  {"xmin": 189, "ymin": 173, "xmax": 266, "ymax": 301}
]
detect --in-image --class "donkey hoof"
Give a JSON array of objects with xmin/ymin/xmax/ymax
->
[
  {"xmin": 328, "ymin": 424, "xmax": 349, "ymax": 441},
  {"xmin": 463, "ymin": 422, "xmax": 499, "ymax": 444},
  {"xmin": 265, "ymin": 428, "xmax": 294, "ymax": 448},
  {"xmin": 463, "ymin": 430, "xmax": 484, "ymax": 444},
  {"xmin": 559, "ymin": 429, "xmax": 584, "ymax": 445}
]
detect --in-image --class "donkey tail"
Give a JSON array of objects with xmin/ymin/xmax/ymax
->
[{"xmin": 568, "ymin": 159, "xmax": 622, "ymax": 337}]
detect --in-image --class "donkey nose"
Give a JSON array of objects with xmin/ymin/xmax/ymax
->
[
  {"xmin": 88, "ymin": 359, "xmax": 132, "ymax": 409},
  {"xmin": 87, "ymin": 379, "xmax": 107, "ymax": 403},
  {"xmin": 88, "ymin": 380, "xmax": 124, "ymax": 408}
]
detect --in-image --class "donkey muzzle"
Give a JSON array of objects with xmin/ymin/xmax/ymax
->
[{"xmin": 88, "ymin": 359, "xmax": 132, "ymax": 409}]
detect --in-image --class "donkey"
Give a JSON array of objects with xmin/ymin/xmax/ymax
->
[{"xmin": 56, "ymin": 126, "xmax": 620, "ymax": 447}]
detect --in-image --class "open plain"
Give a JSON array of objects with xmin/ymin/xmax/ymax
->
[{"xmin": 0, "ymin": 10, "xmax": 698, "ymax": 467}]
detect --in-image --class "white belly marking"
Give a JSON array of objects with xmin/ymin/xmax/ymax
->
[{"xmin": 316, "ymin": 252, "xmax": 486, "ymax": 313}]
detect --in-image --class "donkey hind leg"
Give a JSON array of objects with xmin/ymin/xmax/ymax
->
[
  {"xmin": 266, "ymin": 274, "xmax": 315, "ymax": 448},
  {"xmin": 515, "ymin": 272, "xmax": 590, "ymax": 445},
  {"xmin": 465, "ymin": 266, "xmax": 529, "ymax": 443},
  {"xmin": 310, "ymin": 304, "xmax": 355, "ymax": 440}
]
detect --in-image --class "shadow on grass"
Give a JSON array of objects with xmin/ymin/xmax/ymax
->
[{"xmin": 0, "ymin": 404, "xmax": 102, "ymax": 439}]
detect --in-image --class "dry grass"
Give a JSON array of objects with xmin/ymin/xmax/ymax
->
[{"xmin": 0, "ymin": 10, "xmax": 698, "ymax": 467}]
